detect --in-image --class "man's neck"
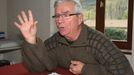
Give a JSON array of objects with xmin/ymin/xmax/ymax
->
[{"xmin": 65, "ymin": 26, "xmax": 82, "ymax": 41}]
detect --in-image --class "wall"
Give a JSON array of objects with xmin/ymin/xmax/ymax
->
[
  {"xmin": 0, "ymin": 0, "xmax": 7, "ymax": 38},
  {"xmin": 50, "ymin": 0, "xmax": 57, "ymax": 36},
  {"xmin": 0, "ymin": 0, "xmax": 7, "ymax": 61},
  {"xmin": 3, "ymin": 0, "xmax": 51, "ymax": 64},
  {"xmin": 7, "ymin": 0, "xmax": 51, "ymax": 41},
  {"xmin": 132, "ymin": 2, "xmax": 134, "ymax": 70}
]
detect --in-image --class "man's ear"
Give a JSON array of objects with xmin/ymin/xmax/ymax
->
[{"xmin": 78, "ymin": 14, "xmax": 84, "ymax": 25}]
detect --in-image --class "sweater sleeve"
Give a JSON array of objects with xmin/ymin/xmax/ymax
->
[
  {"xmin": 81, "ymin": 63, "xmax": 112, "ymax": 75},
  {"xmin": 22, "ymin": 38, "xmax": 57, "ymax": 72},
  {"xmin": 81, "ymin": 32, "xmax": 134, "ymax": 75}
]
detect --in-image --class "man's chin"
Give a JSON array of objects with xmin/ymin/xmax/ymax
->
[{"xmin": 59, "ymin": 31, "xmax": 67, "ymax": 36}]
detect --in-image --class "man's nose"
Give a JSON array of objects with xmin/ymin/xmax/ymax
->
[
  {"xmin": 56, "ymin": 16, "xmax": 65, "ymax": 23},
  {"xmin": 58, "ymin": 15, "xmax": 64, "ymax": 21}
]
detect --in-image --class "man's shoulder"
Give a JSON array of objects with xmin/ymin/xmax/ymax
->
[
  {"xmin": 85, "ymin": 25, "xmax": 104, "ymax": 37},
  {"xmin": 84, "ymin": 25, "xmax": 110, "ymax": 42}
]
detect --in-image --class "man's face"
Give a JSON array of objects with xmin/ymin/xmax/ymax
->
[{"xmin": 54, "ymin": 2, "xmax": 83, "ymax": 37}]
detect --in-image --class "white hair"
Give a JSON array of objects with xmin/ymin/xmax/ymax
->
[{"xmin": 54, "ymin": 0, "xmax": 83, "ymax": 14}]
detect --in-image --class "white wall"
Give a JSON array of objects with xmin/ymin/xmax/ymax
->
[
  {"xmin": 0, "ymin": 0, "xmax": 7, "ymax": 38},
  {"xmin": 7, "ymin": 0, "xmax": 51, "ymax": 41},
  {"xmin": 50, "ymin": 0, "xmax": 57, "ymax": 36}
]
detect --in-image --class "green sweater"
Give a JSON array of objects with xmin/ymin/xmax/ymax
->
[{"xmin": 22, "ymin": 24, "xmax": 133, "ymax": 75}]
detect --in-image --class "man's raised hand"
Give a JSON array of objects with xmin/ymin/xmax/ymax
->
[{"xmin": 14, "ymin": 10, "xmax": 37, "ymax": 44}]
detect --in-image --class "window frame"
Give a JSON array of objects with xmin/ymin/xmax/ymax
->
[{"xmin": 96, "ymin": 0, "xmax": 133, "ymax": 54}]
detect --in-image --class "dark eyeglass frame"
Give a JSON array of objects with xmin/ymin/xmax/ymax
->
[{"xmin": 52, "ymin": 13, "xmax": 80, "ymax": 19}]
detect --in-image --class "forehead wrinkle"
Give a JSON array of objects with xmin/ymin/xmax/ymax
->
[{"xmin": 55, "ymin": 11, "xmax": 71, "ymax": 15}]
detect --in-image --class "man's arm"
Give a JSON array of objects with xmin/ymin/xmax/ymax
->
[
  {"xmin": 14, "ymin": 10, "xmax": 57, "ymax": 72},
  {"xmin": 81, "ymin": 52, "xmax": 133, "ymax": 75},
  {"xmin": 22, "ymin": 38, "xmax": 57, "ymax": 72},
  {"xmin": 81, "ymin": 37, "xmax": 134, "ymax": 75}
]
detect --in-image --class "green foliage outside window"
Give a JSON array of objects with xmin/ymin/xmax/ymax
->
[
  {"xmin": 81, "ymin": 0, "xmax": 128, "ymax": 20},
  {"xmin": 105, "ymin": 27, "xmax": 127, "ymax": 40}
]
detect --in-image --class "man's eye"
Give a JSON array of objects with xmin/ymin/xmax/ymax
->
[
  {"xmin": 55, "ymin": 15, "xmax": 60, "ymax": 18},
  {"xmin": 63, "ymin": 14, "xmax": 69, "ymax": 17}
]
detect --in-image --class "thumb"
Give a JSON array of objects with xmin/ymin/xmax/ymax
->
[
  {"xmin": 34, "ymin": 21, "xmax": 38, "ymax": 25},
  {"xmin": 31, "ymin": 21, "xmax": 38, "ymax": 29}
]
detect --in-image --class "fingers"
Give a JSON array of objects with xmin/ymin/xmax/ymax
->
[
  {"xmin": 69, "ymin": 61, "xmax": 78, "ymax": 74},
  {"xmin": 69, "ymin": 60, "xmax": 84, "ymax": 74},
  {"xmin": 15, "ymin": 10, "xmax": 36, "ymax": 30},
  {"xmin": 17, "ymin": 10, "xmax": 34, "ymax": 25},
  {"xmin": 34, "ymin": 21, "xmax": 38, "ymax": 25},
  {"xmin": 28, "ymin": 10, "xmax": 34, "ymax": 23},
  {"xmin": 14, "ymin": 22, "xmax": 21, "ymax": 29},
  {"xmin": 71, "ymin": 60, "xmax": 79, "ymax": 65},
  {"xmin": 70, "ymin": 62, "xmax": 74, "ymax": 69},
  {"xmin": 21, "ymin": 11, "xmax": 28, "ymax": 22},
  {"xmin": 69, "ymin": 61, "xmax": 79, "ymax": 71},
  {"xmin": 18, "ymin": 14, "xmax": 24, "ymax": 24},
  {"xmin": 69, "ymin": 68, "xmax": 73, "ymax": 73},
  {"xmin": 70, "ymin": 61, "xmax": 79, "ymax": 71},
  {"xmin": 69, "ymin": 64, "xmax": 77, "ymax": 74},
  {"xmin": 30, "ymin": 21, "xmax": 38, "ymax": 30}
]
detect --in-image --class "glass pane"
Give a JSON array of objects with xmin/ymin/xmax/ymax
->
[
  {"xmin": 105, "ymin": 0, "xmax": 128, "ymax": 41},
  {"xmin": 80, "ymin": 0, "xmax": 96, "ymax": 29}
]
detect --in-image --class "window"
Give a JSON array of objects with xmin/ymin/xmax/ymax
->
[{"xmin": 81, "ymin": 0, "xmax": 133, "ymax": 54}]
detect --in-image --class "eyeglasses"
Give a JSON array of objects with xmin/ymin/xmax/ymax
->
[{"xmin": 52, "ymin": 13, "xmax": 80, "ymax": 20}]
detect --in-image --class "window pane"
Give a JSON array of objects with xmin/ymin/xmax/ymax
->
[
  {"xmin": 105, "ymin": 0, "xmax": 128, "ymax": 41},
  {"xmin": 81, "ymin": 0, "xmax": 96, "ymax": 28}
]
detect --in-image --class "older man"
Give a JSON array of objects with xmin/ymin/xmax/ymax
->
[{"xmin": 14, "ymin": 0, "xmax": 133, "ymax": 75}]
